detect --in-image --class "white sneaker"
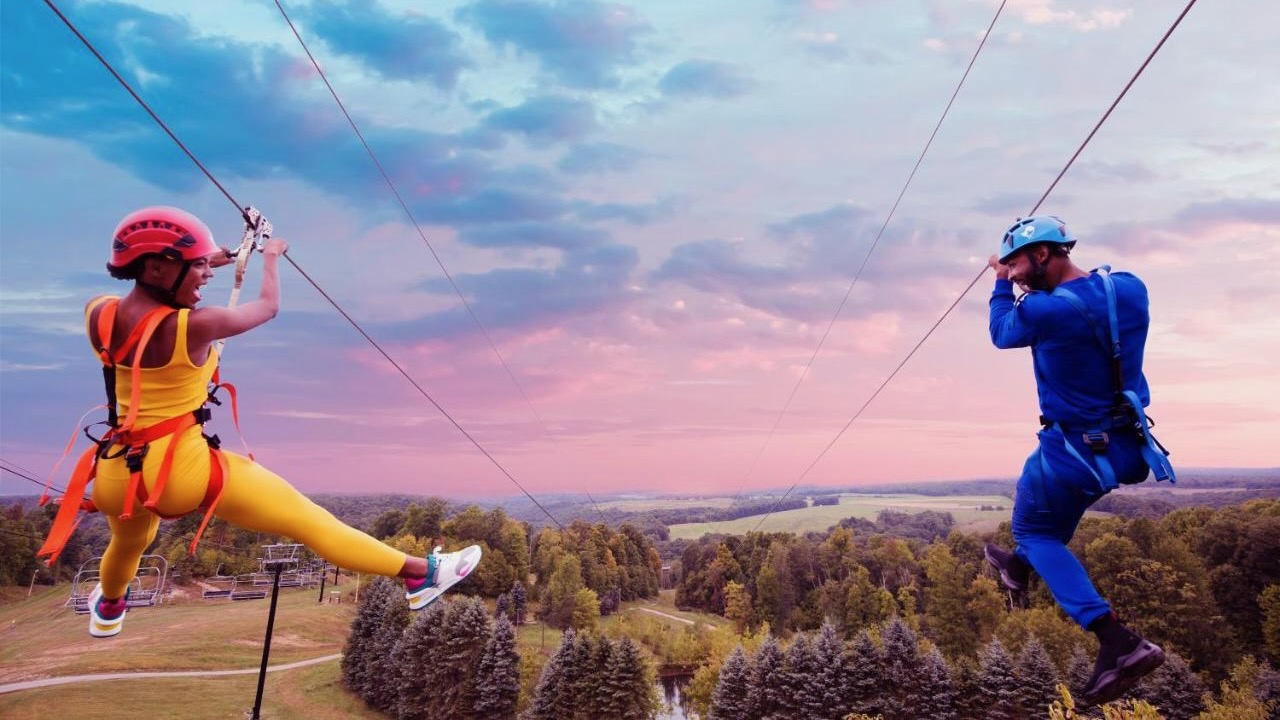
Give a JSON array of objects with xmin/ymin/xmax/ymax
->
[
  {"xmin": 405, "ymin": 545, "xmax": 483, "ymax": 611},
  {"xmin": 88, "ymin": 584, "xmax": 128, "ymax": 638}
]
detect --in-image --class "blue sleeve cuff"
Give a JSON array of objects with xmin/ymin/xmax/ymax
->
[{"xmin": 993, "ymin": 278, "xmax": 1014, "ymax": 294}]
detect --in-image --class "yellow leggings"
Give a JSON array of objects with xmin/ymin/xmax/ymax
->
[{"xmin": 92, "ymin": 429, "xmax": 408, "ymax": 598}]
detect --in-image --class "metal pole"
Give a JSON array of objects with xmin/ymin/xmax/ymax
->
[
  {"xmin": 333, "ymin": 565, "xmax": 340, "ymax": 585},
  {"xmin": 250, "ymin": 564, "xmax": 284, "ymax": 719},
  {"xmin": 317, "ymin": 565, "xmax": 327, "ymax": 604}
]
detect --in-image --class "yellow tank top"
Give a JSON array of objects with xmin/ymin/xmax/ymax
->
[{"xmin": 86, "ymin": 296, "xmax": 220, "ymax": 427}]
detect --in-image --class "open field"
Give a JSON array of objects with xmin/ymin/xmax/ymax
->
[
  {"xmin": 0, "ymin": 579, "xmax": 711, "ymax": 718},
  {"xmin": 667, "ymin": 493, "xmax": 1020, "ymax": 539},
  {"xmin": 596, "ymin": 497, "xmax": 736, "ymax": 512}
]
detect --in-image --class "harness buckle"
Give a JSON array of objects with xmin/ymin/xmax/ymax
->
[
  {"xmin": 203, "ymin": 433, "xmax": 222, "ymax": 450},
  {"xmin": 1082, "ymin": 431, "xmax": 1109, "ymax": 454},
  {"xmin": 193, "ymin": 407, "xmax": 213, "ymax": 424},
  {"xmin": 124, "ymin": 444, "xmax": 149, "ymax": 472}
]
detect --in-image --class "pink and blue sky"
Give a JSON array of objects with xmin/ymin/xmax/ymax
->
[{"xmin": 1, "ymin": 0, "xmax": 1276, "ymax": 500}]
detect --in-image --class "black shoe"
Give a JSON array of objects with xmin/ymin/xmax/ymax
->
[
  {"xmin": 1081, "ymin": 637, "xmax": 1165, "ymax": 706},
  {"xmin": 984, "ymin": 543, "xmax": 1030, "ymax": 593}
]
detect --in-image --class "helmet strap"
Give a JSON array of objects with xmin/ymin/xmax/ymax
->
[{"xmin": 136, "ymin": 260, "xmax": 194, "ymax": 309}]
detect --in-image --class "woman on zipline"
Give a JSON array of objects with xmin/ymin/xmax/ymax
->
[{"xmin": 38, "ymin": 206, "xmax": 480, "ymax": 638}]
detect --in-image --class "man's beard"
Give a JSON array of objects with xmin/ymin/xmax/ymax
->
[{"xmin": 1024, "ymin": 254, "xmax": 1050, "ymax": 291}]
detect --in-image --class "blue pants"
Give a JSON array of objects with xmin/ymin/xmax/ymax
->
[{"xmin": 1011, "ymin": 426, "xmax": 1150, "ymax": 628}]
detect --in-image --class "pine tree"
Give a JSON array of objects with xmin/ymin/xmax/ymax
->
[
  {"xmin": 495, "ymin": 592, "xmax": 511, "ymax": 620},
  {"xmin": 565, "ymin": 631, "xmax": 597, "ymax": 719},
  {"xmin": 1016, "ymin": 636, "xmax": 1060, "ymax": 719},
  {"xmin": 711, "ymin": 646, "xmax": 753, "ymax": 720},
  {"xmin": 917, "ymin": 648, "xmax": 957, "ymax": 720},
  {"xmin": 473, "ymin": 615, "xmax": 520, "ymax": 720},
  {"xmin": 749, "ymin": 636, "xmax": 785, "ymax": 720},
  {"xmin": 975, "ymin": 638, "xmax": 1020, "ymax": 720},
  {"xmin": 880, "ymin": 617, "xmax": 926, "ymax": 720},
  {"xmin": 394, "ymin": 597, "xmax": 493, "ymax": 720},
  {"xmin": 342, "ymin": 576, "xmax": 394, "ymax": 699},
  {"xmin": 526, "ymin": 629, "xmax": 574, "ymax": 720},
  {"xmin": 366, "ymin": 579, "xmax": 411, "ymax": 712},
  {"xmin": 1066, "ymin": 645, "xmax": 1094, "ymax": 699},
  {"xmin": 843, "ymin": 629, "xmax": 882, "ymax": 718},
  {"xmin": 778, "ymin": 632, "xmax": 816, "ymax": 720},
  {"xmin": 608, "ymin": 636, "xmax": 659, "ymax": 720},
  {"xmin": 811, "ymin": 622, "xmax": 849, "ymax": 720},
  {"xmin": 511, "ymin": 581, "xmax": 528, "ymax": 626},
  {"xmin": 1132, "ymin": 650, "xmax": 1205, "ymax": 720}
]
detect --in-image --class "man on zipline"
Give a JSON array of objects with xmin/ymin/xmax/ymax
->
[
  {"xmin": 37, "ymin": 206, "xmax": 481, "ymax": 638},
  {"xmin": 982, "ymin": 215, "xmax": 1175, "ymax": 705}
]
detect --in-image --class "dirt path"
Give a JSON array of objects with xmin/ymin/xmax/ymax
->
[
  {"xmin": 633, "ymin": 605, "xmax": 716, "ymax": 628},
  {"xmin": 0, "ymin": 653, "xmax": 341, "ymax": 695}
]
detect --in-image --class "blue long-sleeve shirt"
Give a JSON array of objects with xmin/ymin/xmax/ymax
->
[{"xmin": 989, "ymin": 272, "xmax": 1152, "ymax": 427}]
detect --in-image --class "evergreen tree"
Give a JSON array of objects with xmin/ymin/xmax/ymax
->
[
  {"xmin": 778, "ymin": 632, "xmax": 816, "ymax": 720},
  {"xmin": 1015, "ymin": 636, "xmax": 1060, "ymax": 719},
  {"xmin": 948, "ymin": 656, "xmax": 984, "ymax": 720},
  {"xmin": 844, "ymin": 629, "xmax": 882, "ymax": 718},
  {"xmin": 395, "ymin": 597, "xmax": 493, "ymax": 720},
  {"xmin": 749, "ymin": 636, "xmax": 785, "ymax": 720},
  {"xmin": 811, "ymin": 622, "xmax": 850, "ymax": 720},
  {"xmin": 1066, "ymin": 646, "xmax": 1094, "ymax": 699},
  {"xmin": 473, "ymin": 615, "xmax": 520, "ymax": 720},
  {"xmin": 495, "ymin": 592, "xmax": 511, "ymax": 620},
  {"xmin": 526, "ymin": 629, "xmax": 574, "ymax": 720},
  {"xmin": 511, "ymin": 581, "xmax": 528, "ymax": 625},
  {"xmin": 1133, "ymin": 650, "xmax": 1205, "ymax": 720},
  {"xmin": 342, "ymin": 576, "xmax": 395, "ymax": 699},
  {"xmin": 606, "ymin": 636, "xmax": 660, "ymax": 720},
  {"xmin": 368, "ymin": 591, "xmax": 411, "ymax": 712},
  {"xmin": 711, "ymin": 646, "xmax": 753, "ymax": 720},
  {"xmin": 974, "ymin": 638, "xmax": 1020, "ymax": 720},
  {"xmin": 880, "ymin": 617, "xmax": 926, "ymax": 720},
  {"xmin": 565, "ymin": 631, "xmax": 597, "ymax": 719},
  {"xmin": 917, "ymin": 648, "xmax": 957, "ymax": 720}
]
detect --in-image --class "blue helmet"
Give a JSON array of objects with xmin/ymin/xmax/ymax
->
[{"xmin": 998, "ymin": 215, "xmax": 1076, "ymax": 263}]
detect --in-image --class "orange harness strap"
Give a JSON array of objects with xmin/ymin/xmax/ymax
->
[{"xmin": 37, "ymin": 299, "xmax": 238, "ymax": 566}]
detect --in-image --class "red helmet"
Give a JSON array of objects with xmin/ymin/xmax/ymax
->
[{"xmin": 109, "ymin": 206, "xmax": 218, "ymax": 269}]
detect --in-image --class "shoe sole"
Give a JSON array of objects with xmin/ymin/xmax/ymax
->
[
  {"xmin": 1083, "ymin": 642, "xmax": 1166, "ymax": 706},
  {"xmin": 87, "ymin": 584, "xmax": 126, "ymax": 639},
  {"xmin": 406, "ymin": 545, "xmax": 483, "ymax": 611},
  {"xmin": 984, "ymin": 546, "xmax": 1029, "ymax": 593}
]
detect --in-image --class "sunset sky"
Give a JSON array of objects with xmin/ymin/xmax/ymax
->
[{"xmin": 2, "ymin": 0, "xmax": 1276, "ymax": 502}]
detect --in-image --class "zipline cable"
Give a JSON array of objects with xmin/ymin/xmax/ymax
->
[
  {"xmin": 1, "ymin": 461, "xmax": 65, "ymax": 496},
  {"xmin": 41, "ymin": 0, "xmax": 566, "ymax": 531},
  {"xmin": 712, "ymin": 0, "xmax": 1007, "ymax": 533},
  {"xmin": 271, "ymin": 0, "xmax": 608, "ymax": 527},
  {"xmin": 751, "ymin": 0, "xmax": 1200, "ymax": 533}
]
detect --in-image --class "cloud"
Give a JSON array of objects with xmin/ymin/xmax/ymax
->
[
  {"xmin": 658, "ymin": 60, "xmax": 754, "ymax": 100},
  {"xmin": 1173, "ymin": 197, "xmax": 1280, "ymax": 230},
  {"xmin": 1068, "ymin": 160, "xmax": 1158, "ymax": 183},
  {"xmin": 574, "ymin": 197, "xmax": 682, "ymax": 225},
  {"xmin": 456, "ymin": 0, "xmax": 649, "ymax": 89},
  {"xmin": 457, "ymin": 220, "xmax": 609, "ymax": 250},
  {"xmin": 0, "ymin": 2, "xmax": 576, "ymax": 229},
  {"xmin": 1009, "ymin": 1, "xmax": 1131, "ymax": 32},
  {"xmin": 402, "ymin": 242, "xmax": 642, "ymax": 338},
  {"xmin": 480, "ymin": 95, "xmax": 598, "ymax": 144},
  {"xmin": 557, "ymin": 142, "xmax": 650, "ymax": 174},
  {"xmin": 297, "ymin": 0, "xmax": 472, "ymax": 89},
  {"xmin": 653, "ymin": 203, "xmax": 982, "ymax": 322}
]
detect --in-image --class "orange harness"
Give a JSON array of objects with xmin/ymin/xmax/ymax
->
[{"xmin": 36, "ymin": 300, "xmax": 247, "ymax": 565}]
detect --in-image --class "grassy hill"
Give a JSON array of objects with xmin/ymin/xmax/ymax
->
[{"xmin": 666, "ymin": 493, "xmax": 1019, "ymax": 539}]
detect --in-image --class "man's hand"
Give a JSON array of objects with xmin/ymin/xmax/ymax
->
[{"xmin": 987, "ymin": 254, "xmax": 1011, "ymax": 281}]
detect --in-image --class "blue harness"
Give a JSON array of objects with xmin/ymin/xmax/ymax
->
[{"xmin": 1034, "ymin": 267, "xmax": 1176, "ymax": 498}]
